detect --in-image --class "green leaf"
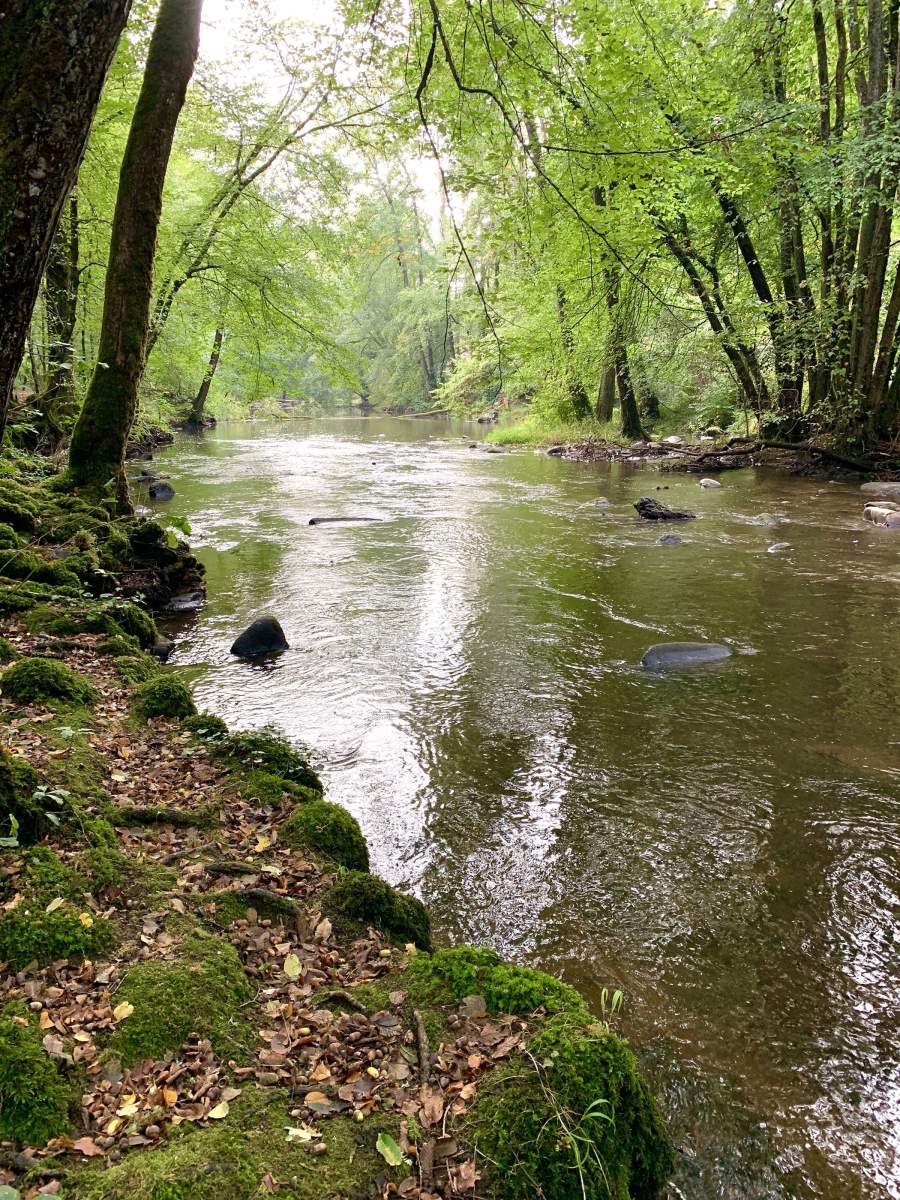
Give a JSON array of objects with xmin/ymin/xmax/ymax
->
[{"xmin": 375, "ymin": 1132, "xmax": 407, "ymax": 1167}]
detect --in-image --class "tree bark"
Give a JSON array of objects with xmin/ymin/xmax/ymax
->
[
  {"xmin": 39, "ymin": 195, "xmax": 81, "ymax": 445},
  {"xmin": 68, "ymin": 0, "xmax": 203, "ymax": 503},
  {"xmin": 187, "ymin": 326, "xmax": 223, "ymax": 426},
  {"xmin": 556, "ymin": 285, "xmax": 591, "ymax": 418},
  {"xmin": 596, "ymin": 363, "xmax": 616, "ymax": 422},
  {"xmin": 0, "ymin": 0, "xmax": 132, "ymax": 448}
]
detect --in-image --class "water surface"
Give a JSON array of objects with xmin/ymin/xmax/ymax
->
[{"xmin": 150, "ymin": 417, "xmax": 899, "ymax": 1199}]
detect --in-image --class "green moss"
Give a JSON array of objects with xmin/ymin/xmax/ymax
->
[
  {"xmin": 238, "ymin": 767, "xmax": 318, "ymax": 807},
  {"xmin": 323, "ymin": 872, "xmax": 432, "ymax": 950},
  {"xmin": 219, "ymin": 726, "xmax": 322, "ymax": 794},
  {"xmin": 0, "ymin": 546, "xmax": 79, "ymax": 588},
  {"xmin": 0, "ymin": 1011, "xmax": 74, "ymax": 1145},
  {"xmin": 282, "ymin": 800, "xmax": 369, "ymax": 871},
  {"xmin": 469, "ymin": 1016, "xmax": 674, "ymax": 1200},
  {"xmin": 96, "ymin": 632, "xmax": 143, "ymax": 656},
  {"xmin": 0, "ymin": 904, "xmax": 115, "ymax": 969},
  {"xmin": 115, "ymin": 654, "xmax": 159, "ymax": 684},
  {"xmin": 132, "ymin": 675, "xmax": 197, "ymax": 720},
  {"xmin": 0, "ymin": 481, "xmax": 38, "ymax": 531},
  {"xmin": 0, "ymin": 521, "xmax": 21, "ymax": 548},
  {"xmin": 110, "ymin": 932, "xmax": 252, "ymax": 1065},
  {"xmin": 0, "ymin": 656, "xmax": 98, "ymax": 706},
  {"xmin": 60, "ymin": 1089, "xmax": 408, "ymax": 1200},
  {"xmin": 110, "ymin": 600, "xmax": 157, "ymax": 648},
  {"xmin": 0, "ymin": 635, "xmax": 14, "ymax": 661},
  {"xmin": 0, "ymin": 750, "xmax": 48, "ymax": 844},
  {"xmin": 128, "ymin": 519, "xmax": 166, "ymax": 548},
  {"xmin": 0, "ymin": 580, "xmax": 85, "ymax": 616},
  {"xmin": 182, "ymin": 712, "xmax": 229, "ymax": 741},
  {"xmin": 407, "ymin": 946, "xmax": 588, "ymax": 1019}
]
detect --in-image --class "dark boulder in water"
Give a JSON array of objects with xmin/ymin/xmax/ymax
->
[
  {"xmin": 634, "ymin": 497, "xmax": 696, "ymax": 521},
  {"xmin": 148, "ymin": 481, "xmax": 175, "ymax": 501},
  {"xmin": 230, "ymin": 615, "xmax": 289, "ymax": 657},
  {"xmin": 641, "ymin": 642, "xmax": 732, "ymax": 670},
  {"xmin": 308, "ymin": 516, "xmax": 379, "ymax": 526}
]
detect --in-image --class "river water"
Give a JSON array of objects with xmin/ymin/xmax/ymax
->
[{"xmin": 147, "ymin": 417, "xmax": 899, "ymax": 1200}]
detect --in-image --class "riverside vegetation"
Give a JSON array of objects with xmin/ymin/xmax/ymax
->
[{"xmin": 0, "ymin": 455, "xmax": 674, "ymax": 1199}]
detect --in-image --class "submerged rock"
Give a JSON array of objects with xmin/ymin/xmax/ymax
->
[
  {"xmin": 150, "ymin": 635, "xmax": 175, "ymax": 661},
  {"xmin": 164, "ymin": 590, "xmax": 204, "ymax": 613},
  {"xmin": 767, "ymin": 542, "xmax": 791, "ymax": 554},
  {"xmin": 148, "ymin": 482, "xmax": 175, "ymax": 501},
  {"xmin": 863, "ymin": 505, "xmax": 900, "ymax": 528},
  {"xmin": 308, "ymin": 516, "xmax": 379, "ymax": 526},
  {"xmin": 860, "ymin": 481, "xmax": 900, "ymax": 496},
  {"xmin": 641, "ymin": 642, "xmax": 733, "ymax": 670},
  {"xmin": 635, "ymin": 497, "xmax": 697, "ymax": 521},
  {"xmin": 699, "ymin": 478, "xmax": 722, "ymax": 488},
  {"xmin": 657, "ymin": 533, "xmax": 684, "ymax": 545},
  {"xmin": 230, "ymin": 615, "xmax": 289, "ymax": 657}
]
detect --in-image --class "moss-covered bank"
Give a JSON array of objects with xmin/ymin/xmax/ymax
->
[{"xmin": 0, "ymin": 459, "xmax": 673, "ymax": 1200}]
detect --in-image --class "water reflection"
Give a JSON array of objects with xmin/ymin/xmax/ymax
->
[{"xmin": 153, "ymin": 418, "xmax": 900, "ymax": 1199}]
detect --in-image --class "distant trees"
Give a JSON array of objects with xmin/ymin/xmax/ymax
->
[{"xmin": 0, "ymin": 0, "xmax": 132, "ymax": 446}]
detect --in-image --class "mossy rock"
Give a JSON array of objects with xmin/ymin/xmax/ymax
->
[
  {"xmin": 0, "ymin": 580, "xmax": 83, "ymax": 616},
  {"xmin": 407, "ymin": 946, "xmax": 588, "ymax": 1019},
  {"xmin": 0, "ymin": 748, "xmax": 48, "ymax": 845},
  {"xmin": 237, "ymin": 767, "xmax": 318, "ymax": 807},
  {"xmin": 109, "ymin": 600, "xmax": 157, "ymax": 648},
  {"xmin": 110, "ymin": 932, "xmax": 252, "ymax": 1065},
  {"xmin": 0, "ymin": 904, "xmax": 115, "ymax": 969},
  {"xmin": 115, "ymin": 653, "xmax": 159, "ymax": 684},
  {"xmin": 0, "ymin": 656, "xmax": 98, "ymax": 707},
  {"xmin": 0, "ymin": 1010, "xmax": 74, "ymax": 1145},
  {"xmin": 219, "ymin": 726, "xmax": 322, "ymax": 794},
  {"xmin": 281, "ymin": 799, "xmax": 369, "ymax": 870},
  {"xmin": 0, "ymin": 635, "xmax": 14, "ymax": 662},
  {"xmin": 131, "ymin": 675, "xmax": 197, "ymax": 720},
  {"xmin": 59, "ymin": 1089, "xmax": 408, "ymax": 1200},
  {"xmin": 182, "ymin": 712, "xmax": 229, "ymax": 741},
  {"xmin": 323, "ymin": 872, "xmax": 431, "ymax": 950},
  {"xmin": 0, "ymin": 546, "xmax": 79, "ymax": 588},
  {"xmin": 0, "ymin": 482, "xmax": 38, "ymax": 531},
  {"xmin": 0, "ymin": 521, "xmax": 21, "ymax": 549},
  {"xmin": 469, "ymin": 1015, "xmax": 675, "ymax": 1200},
  {"xmin": 128, "ymin": 519, "xmax": 167, "ymax": 548},
  {"xmin": 95, "ymin": 633, "xmax": 143, "ymax": 657}
]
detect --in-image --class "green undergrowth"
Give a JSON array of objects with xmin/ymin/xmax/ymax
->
[
  {"xmin": 235, "ymin": 766, "xmax": 318, "ymax": 806},
  {"xmin": 282, "ymin": 799, "xmax": 370, "ymax": 871},
  {"xmin": 131, "ymin": 674, "xmax": 197, "ymax": 720},
  {"xmin": 217, "ymin": 726, "xmax": 323, "ymax": 794},
  {"xmin": 0, "ymin": 1007, "xmax": 76, "ymax": 1145},
  {"xmin": 486, "ymin": 414, "xmax": 626, "ymax": 447},
  {"xmin": 1, "ymin": 655, "xmax": 99, "ymax": 706},
  {"xmin": 59, "ymin": 1089, "xmax": 408, "ymax": 1200},
  {"xmin": 110, "ymin": 930, "xmax": 253, "ymax": 1065},
  {"xmin": 323, "ymin": 871, "xmax": 432, "ymax": 950},
  {"xmin": 0, "ymin": 901, "xmax": 116, "ymax": 969},
  {"xmin": 468, "ymin": 1015, "xmax": 675, "ymax": 1200}
]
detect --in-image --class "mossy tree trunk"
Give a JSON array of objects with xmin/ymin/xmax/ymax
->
[
  {"xmin": 0, "ymin": 0, "xmax": 132, "ymax": 449},
  {"xmin": 187, "ymin": 326, "xmax": 223, "ymax": 427},
  {"xmin": 40, "ymin": 195, "xmax": 81, "ymax": 446},
  {"xmin": 68, "ymin": 0, "xmax": 203, "ymax": 505}
]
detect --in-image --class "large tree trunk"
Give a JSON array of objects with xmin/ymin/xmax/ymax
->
[
  {"xmin": 0, "ymin": 0, "xmax": 132, "ymax": 448},
  {"xmin": 68, "ymin": 0, "xmax": 203, "ymax": 504},
  {"xmin": 39, "ymin": 195, "xmax": 81, "ymax": 446},
  {"xmin": 187, "ymin": 326, "xmax": 223, "ymax": 427},
  {"xmin": 556, "ymin": 285, "xmax": 592, "ymax": 418},
  {"xmin": 596, "ymin": 363, "xmax": 616, "ymax": 422}
]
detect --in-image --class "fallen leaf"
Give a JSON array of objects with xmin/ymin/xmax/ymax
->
[
  {"xmin": 45, "ymin": 897, "xmax": 65, "ymax": 914},
  {"xmin": 254, "ymin": 835, "xmax": 271, "ymax": 853},
  {"xmin": 112, "ymin": 1002, "xmax": 134, "ymax": 1022},
  {"xmin": 283, "ymin": 952, "xmax": 302, "ymax": 980},
  {"xmin": 71, "ymin": 1137, "xmax": 104, "ymax": 1158},
  {"xmin": 314, "ymin": 917, "xmax": 332, "ymax": 941},
  {"xmin": 208, "ymin": 1101, "xmax": 230, "ymax": 1119},
  {"xmin": 79, "ymin": 912, "xmax": 94, "ymax": 927},
  {"xmin": 375, "ymin": 1131, "xmax": 407, "ymax": 1167},
  {"xmin": 162, "ymin": 1088, "xmax": 178, "ymax": 1107},
  {"xmin": 285, "ymin": 1124, "xmax": 317, "ymax": 1143}
]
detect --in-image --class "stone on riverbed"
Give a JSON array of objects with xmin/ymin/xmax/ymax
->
[
  {"xmin": 699, "ymin": 478, "xmax": 722, "ymax": 488},
  {"xmin": 230, "ymin": 615, "xmax": 289, "ymax": 657},
  {"xmin": 634, "ymin": 497, "xmax": 697, "ymax": 521},
  {"xmin": 863, "ymin": 505, "xmax": 900, "ymax": 528},
  {"xmin": 308, "ymin": 516, "xmax": 379, "ymax": 526},
  {"xmin": 767, "ymin": 543, "xmax": 791, "ymax": 554},
  {"xmin": 641, "ymin": 642, "xmax": 733, "ymax": 670},
  {"xmin": 657, "ymin": 534, "xmax": 684, "ymax": 545},
  {"xmin": 860, "ymin": 481, "xmax": 900, "ymax": 497},
  {"xmin": 148, "ymin": 481, "xmax": 175, "ymax": 501}
]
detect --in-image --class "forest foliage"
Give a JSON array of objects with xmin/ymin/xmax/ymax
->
[{"xmin": 9, "ymin": 0, "xmax": 900, "ymax": 460}]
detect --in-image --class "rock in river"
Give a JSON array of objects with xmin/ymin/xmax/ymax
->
[
  {"xmin": 767, "ymin": 542, "xmax": 791, "ymax": 554},
  {"xmin": 165, "ymin": 590, "xmax": 204, "ymax": 613},
  {"xmin": 230, "ymin": 615, "xmax": 289, "ymax": 657},
  {"xmin": 863, "ymin": 505, "xmax": 900, "ymax": 528},
  {"xmin": 860, "ymin": 481, "xmax": 900, "ymax": 497},
  {"xmin": 634, "ymin": 497, "xmax": 697, "ymax": 521},
  {"xmin": 308, "ymin": 516, "xmax": 379, "ymax": 526},
  {"xmin": 641, "ymin": 642, "xmax": 733, "ymax": 670},
  {"xmin": 148, "ymin": 481, "xmax": 175, "ymax": 501},
  {"xmin": 657, "ymin": 534, "xmax": 684, "ymax": 545},
  {"xmin": 699, "ymin": 478, "xmax": 722, "ymax": 488}
]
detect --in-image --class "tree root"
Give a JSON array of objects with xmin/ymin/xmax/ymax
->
[{"xmin": 682, "ymin": 437, "xmax": 877, "ymax": 473}]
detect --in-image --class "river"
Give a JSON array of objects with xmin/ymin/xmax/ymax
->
[{"xmin": 145, "ymin": 416, "xmax": 900, "ymax": 1200}]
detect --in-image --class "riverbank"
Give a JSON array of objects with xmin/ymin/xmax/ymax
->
[{"xmin": 0, "ymin": 461, "xmax": 673, "ymax": 1200}]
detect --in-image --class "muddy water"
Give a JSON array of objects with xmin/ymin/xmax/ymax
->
[{"xmin": 149, "ymin": 417, "xmax": 899, "ymax": 1199}]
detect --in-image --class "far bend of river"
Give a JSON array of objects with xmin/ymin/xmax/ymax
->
[{"xmin": 148, "ymin": 417, "xmax": 899, "ymax": 1200}]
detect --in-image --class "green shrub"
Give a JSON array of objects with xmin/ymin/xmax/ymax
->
[
  {"xmin": 0, "ymin": 905, "xmax": 115, "ymax": 968},
  {"xmin": 220, "ymin": 726, "xmax": 322, "ymax": 794},
  {"xmin": 0, "ymin": 1012, "xmax": 74, "ymax": 1144},
  {"xmin": 182, "ymin": 712, "xmax": 229, "ymax": 741},
  {"xmin": 469, "ymin": 1016, "xmax": 675, "ymax": 1200},
  {"xmin": 282, "ymin": 800, "xmax": 369, "ymax": 871},
  {"xmin": 407, "ymin": 946, "xmax": 588, "ymax": 1019},
  {"xmin": 0, "ymin": 635, "xmax": 14, "ymax": 662},
  {"xmin": 323, "ymin": 872, "xmax": 431, "ymax": 950},
  {"xmin": 0, "ymin": 656, "xmax": 98, "ymax": 707},
  {"xmin": 132, "ymin": 675, "xmax": 196, "ymax": 720},
  {"xmin": 111, "ymin": 932, "xmax": 252, "ymax": 1065}
]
